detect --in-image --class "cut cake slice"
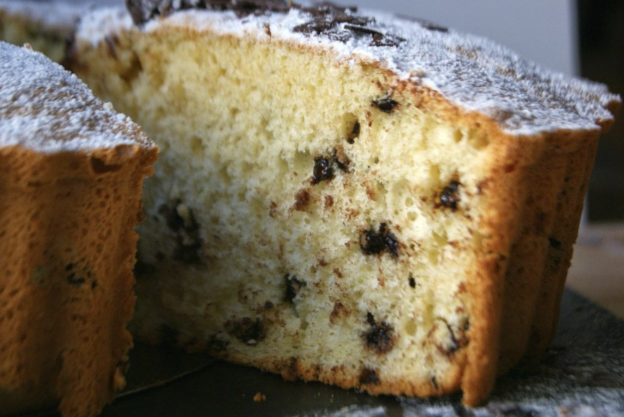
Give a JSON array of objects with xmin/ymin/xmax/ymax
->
[
  {"xmin": 66, "ymin": 1, "xmax": 619, "ymax": 406},
  {"xmin": 0, "ymin": 42, "xmax": 157, "ymax": 417}
]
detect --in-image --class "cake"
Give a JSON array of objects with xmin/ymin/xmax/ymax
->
[
  {"xmin": 0, "ymin": 0, "xmax": 121, "ymax": 63},
  {"xmin": 0, "ymin": 42, "xmax": 157, "ymax": 417},
  {"xmin": 66, "ymin": 0, "xmax": 620, "ymax": 406}
]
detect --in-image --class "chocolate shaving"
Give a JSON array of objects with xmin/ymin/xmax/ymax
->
[
  {"xmin": 127, "ymin": 0, "xmax": 291, "ymax": 25},
  {"xmin": 343, "ymin": 24, "xmax": 404, "ymax": 47},
  {"xmin": 126, "ymin": 0, "xmax": 413, "ymax": 48}
]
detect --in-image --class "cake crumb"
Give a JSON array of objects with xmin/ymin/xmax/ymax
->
[{"xmin": 253, "ymin": 392, "xmax": 266, "ymax": 402}]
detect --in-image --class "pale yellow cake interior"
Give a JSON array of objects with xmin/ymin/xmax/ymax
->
[{"xmin": 74, "ymin": 29, "xmax": 501, "ymax": 395}]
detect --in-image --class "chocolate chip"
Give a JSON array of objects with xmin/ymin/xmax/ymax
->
[
  {"xmin": 67, "ymin": 272, "xmax": 85, "ymax": 286},
  {"xmin": 363, "ymin": 313, "xmax": 395, "ymax": 354},
  {"xmin": 549, "ymin": 237, "xmax": 562, "ymax": 249},
  {"xmin": 347, "ymin": 121, "xmax": 360, "ymax": 144},
  {"xmin": 372, "ymin": 97, "xmax": 399, "ymax": 113},
  {"xmin": 312, "ymin": 156, "xmax": 334, "ymax": 184},
  {"xmin": 159, "ymin": 200, "xmax": 203, "ymax": 264},
  {"xmin": 284, "ymin": 274, "xmax": 305, "ymax": 303},
  {"xmin": 226, "ymin": 317, "xmax": 264, "ymax": 346},
  {"xmin": 359, "ymin": 368, "xmax": 380, "ymax": 385},
  {"xmin": 361, "ymin": 229, "xmax": 385, "ymax": 255},
  {"xmin": 408, "ymin": 275, "xmax": 416, "ymax": 288},
  {"xmin": 439, "ymin": 181, "xmax": 460, "ymax": 211},
  {"xmin": 430, "ymin": 375, "xmax": 439, "ymax": 390},
  {"xmin": 360, "ymin": 223, "xmax": 399, "ymax": 258},
  {"xmin": 436, "ymin": 319, "xmax": 469, "ymax": 357}
]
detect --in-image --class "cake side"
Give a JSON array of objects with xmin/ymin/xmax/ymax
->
[
  {"xmin": 0, "ymin": 42, "xmax": 158, "ymax": 417},
  {"xmin": 497, "ymin": 128, "xmax": 602, "ymax": 373},
  {"xmin": 0, "ymin": 146, "xmax": 156, "ymax": 417}
]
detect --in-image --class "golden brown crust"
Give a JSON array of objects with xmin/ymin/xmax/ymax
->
[{"xmin": 0, "ymin": 145, "xmax": 157, "ymax": 417}]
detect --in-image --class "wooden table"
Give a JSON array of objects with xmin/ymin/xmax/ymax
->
[{"xmin": 567, "ymin": 223, "xmax": 624, "ymax": 318}]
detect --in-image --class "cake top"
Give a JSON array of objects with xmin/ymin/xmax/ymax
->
[
  {"xmin": 0, "ymin": 41, "xmax": 153, "ymax": 153},
  {"xmin": 89, "ymin": 0, "xmax": 619, "ymax": 136},
  {"xmin": 0, "ymin": 0, "xmax": 121, "ymax": 34}
]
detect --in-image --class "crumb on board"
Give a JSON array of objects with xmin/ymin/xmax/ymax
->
[{"xmin": 253, "ymin": 392, "xmax": 266, "ymax": 402}]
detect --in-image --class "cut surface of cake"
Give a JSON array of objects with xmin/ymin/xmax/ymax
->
[
  {"xmin": 0, "ymin": 42, "xmax": 157, "ymax": 417},
  {"xmin": 67, "ymin": 1, "xmax": 620, "ymax": 406}
]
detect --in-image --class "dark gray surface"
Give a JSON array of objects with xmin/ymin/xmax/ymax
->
[
  {"xmin": 24, "ymin": 289, "xmax": 624, "ymax": 416},
  {"xmin": 96, "ymin": 289, "xmax": 624, "ymax": 417}
]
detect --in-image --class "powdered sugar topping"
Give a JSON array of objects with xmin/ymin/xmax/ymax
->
[
  {"xmin": 0, "ymin": 0, "xmax": 110, "ymax": 35},
  {"xmin": 0, "ymin": 42, "xmax": 153, "ymax": 153},
  {"xmin": 80, "ymin": 2, "xmax": 619, "ymax": 136}
]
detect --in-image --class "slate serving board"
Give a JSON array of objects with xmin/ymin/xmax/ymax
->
[
  {"xmin": 23, "ymin": 289, "xmax": 624, "ymax": 417},
  {"xmin": 90, "ymin": 289, "xmax": 624, "ymax": 417}
]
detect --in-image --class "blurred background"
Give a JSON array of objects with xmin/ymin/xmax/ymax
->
[{"xmin": 335, "ymin": 0, "xmax": 623, "ymax": 223}]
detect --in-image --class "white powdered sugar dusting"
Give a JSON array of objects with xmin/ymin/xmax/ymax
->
[
  {"xmin": 77, "ymin": 4, "xmax": 619, "ymax": 136},
  {"xmin": 0, "ymin": 0, "xmax": 92, "ymax": 34},
  {"xmin": 0, "ymin": 41, "xmax": 152, "ymax": 153},
  {"xmin": 78, "ymin": 6, "xmax": 135, "ymax": 45}
]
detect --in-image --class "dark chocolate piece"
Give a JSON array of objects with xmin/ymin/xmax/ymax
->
[
  {"xmin": 439, "ymin": 181, "xmax": 460, "ymax": 211},
  {"xmin": 372, "ymin": 97, "xmax": 399, "ymax": 113},
  {"xmin": 67, "ymin": 272, "xmax": 86, "ymax": 286},
  {"xmin": 226, "ymin": 317, "xmax": 264, "ymax": 345},
  {"xmin": 347, "ymin": 121, "xmax": 360, "ymax": 144},
  {"xmin": 359, "ymin": 368, "xmax": 380, "ymax": 385},
  {"xmin": 125, "ymin": 0, "xmax": 428, "ymax": 49},
  {"xmin": 284, "ymin": 274, "xmax": 306, "ymax": 303},
  {"xmin": 363, "ymin": 313, "xmax": 395, "ymax": 354},
  {"xmin": 359, "ymin": 223, "xmax": 399, "ymax": 258},
  {"xmin": 312, "ymin": 156, "xmax": 334, "ymax": 184},
  {"xmin": 127, "ymin": 0, "xmax": 291, "ymax": 25},
  {"xmin": 549, "ymin": 237, "xmax": 562, "ymax": 250},
  {"xmin": 158, "ymin": 200, "xmax": 203, "ymax": 264}
]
